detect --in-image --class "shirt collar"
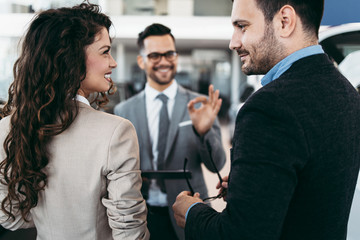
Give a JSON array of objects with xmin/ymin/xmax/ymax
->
[
  {"xmin": 75, "ymin": 94, "xmax": 90, "ymax": 106},
  {"xmin": 145, "ymin": 80, "xmax": 178, "ymax": 101},
  {"xmin": 261, "ymin": 45, "xmax": 325, "ymax": 86}
]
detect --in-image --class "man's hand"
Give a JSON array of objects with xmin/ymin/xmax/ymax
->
[
  {"xmin": 188, "ymin": 84, "xmax": 222, "ymax": 136},
  {"xmin": 172, "ymin": 191, "xmax": 203, "ymax": 228},
  {"xmin": 216, "ymin": 175, "xmax": 229, "ymax": 201}
]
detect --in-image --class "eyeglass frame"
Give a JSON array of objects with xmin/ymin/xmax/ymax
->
[
  {"xmin": 143, "ymin": 50, "xmax": 178, "ymax": 63},
  {"xmin": 183, "ymin": 142, "xmax": 227, "ymax": 202}
]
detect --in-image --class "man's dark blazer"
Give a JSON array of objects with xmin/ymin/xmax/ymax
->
[
  {"xmin": 185, "ymin": 53, "xmax": 360, "ymax": 240},
  {"xmin": 114, "ymin": 84, "xmax": 226, "ymax": 239}
]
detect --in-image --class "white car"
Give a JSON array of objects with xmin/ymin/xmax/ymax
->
[
  {"xmin": 319, "ymin": 23, "xmax": 360, "ymax": 90},
  {"xmin": 319, "ymin": 23, "xmax": 360, "ymax": 240}
]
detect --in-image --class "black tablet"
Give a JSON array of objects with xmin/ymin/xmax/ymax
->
[{"xmin": 141, "ymin": 170, "xmax": 192, "ymax": 179}]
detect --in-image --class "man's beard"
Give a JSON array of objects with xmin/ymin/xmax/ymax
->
[
  {"xmin": 239, "ymin": 24, "xmax": 285, "ymax": 75},
  {"xmin": 148, "ymin": 65, "xmax": 176, "ymax": 85}
]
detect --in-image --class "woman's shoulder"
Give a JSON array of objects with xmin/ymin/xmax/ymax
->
[{"xmin": 78, "ymin": 105, "xmax": 134, "ymax": 129}]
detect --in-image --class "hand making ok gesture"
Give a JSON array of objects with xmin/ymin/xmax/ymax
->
[{"xmin": 187, "ymin": 84, "xmax": 222, "ymax": 136}]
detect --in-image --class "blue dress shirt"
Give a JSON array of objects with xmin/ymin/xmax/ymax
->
[{"xmin": 261, "ymin": 45, "xmax": 325, "ymax": 86}]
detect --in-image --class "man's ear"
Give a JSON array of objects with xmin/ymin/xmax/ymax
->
[
  {"xmin": 137, "ymin": 55, "xmax": 145, "ymax": 70},
  {"xmin": 275, "ymin": 5, "xmax": 297, "ymax": 38}
]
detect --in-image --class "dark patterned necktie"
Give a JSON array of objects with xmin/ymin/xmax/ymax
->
[{"xmin": 156, "ymin": 94, "xmax": 169, "ymax": 192}]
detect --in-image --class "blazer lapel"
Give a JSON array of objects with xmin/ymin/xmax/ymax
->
[
  {"xmin": 135, "ymin": 92, "xmax": 154, "ymax": 170},
  {"xmin": 165, "ymin": 86, "xmax": 189, "ymax": 161}
]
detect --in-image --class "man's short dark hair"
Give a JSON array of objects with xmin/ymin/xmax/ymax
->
[
  {"xmin": 253, "ymin": 0, "xmax": 324, "ymax": 37},
  {"xmin": 137, "ymin": 23, "xmax": 175, "ymax": 50}
]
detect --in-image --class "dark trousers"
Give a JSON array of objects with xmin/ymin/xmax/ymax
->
[{"xmin": 147, "ymin": 205, "xmax": 178, "ymax": 240}]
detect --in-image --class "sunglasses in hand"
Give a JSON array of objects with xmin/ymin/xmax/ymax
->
[{"xmin": 184, "ymin": 143, "xmax": 227, "ymax": 202}]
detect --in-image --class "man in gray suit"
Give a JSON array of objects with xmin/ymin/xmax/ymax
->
[{"xmin": 114, "ymin": 23, "xmax": 226, "ymax": 240}]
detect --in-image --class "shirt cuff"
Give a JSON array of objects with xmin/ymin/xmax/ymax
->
[{"xmin": 185, "ymin": 202, "xmax": 202, "ymax": 221}]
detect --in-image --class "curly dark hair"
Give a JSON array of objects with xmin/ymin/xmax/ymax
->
[{"xmin": 0, "ymin": 1, "xmax": 114, "ymax": 221}]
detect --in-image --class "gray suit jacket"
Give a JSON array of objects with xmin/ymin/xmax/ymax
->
[
  {"xmin": 114, "ymin": 85, "xmax": 226, "ymax": 239},
  {"xmin": 0, "ymin": 102, "xmax": 149, "ymax": 240}
]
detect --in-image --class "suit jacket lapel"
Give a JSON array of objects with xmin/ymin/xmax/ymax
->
[
  {"xmin": 165, "ymin": 86, "xmax": 189, "ymax": 161},
  {"xmin": 135, "ymin": 92, "xmax": 154, "ymax": 170}
]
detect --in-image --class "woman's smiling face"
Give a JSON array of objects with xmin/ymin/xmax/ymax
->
[{"xmin": 79, "ymin": 27, "xmax": 117, "ymax": 97}]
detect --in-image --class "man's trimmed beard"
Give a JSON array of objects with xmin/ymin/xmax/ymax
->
[
  {"xmin": 240, "ymin": 22, "xmax": 285, "ymax": 75},
  {"xmin": 148, "ymin": 64, "xmax": 176, "ymax": 85}
]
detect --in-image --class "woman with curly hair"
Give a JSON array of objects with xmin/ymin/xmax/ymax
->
[{"xmin": 0, "ymin": 2, "xmax": 149, "ymax": 239}]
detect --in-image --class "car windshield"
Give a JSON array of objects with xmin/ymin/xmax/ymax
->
[
  {"xmin": 338, "ymin": 50, "xmax": 360, "ymax": 88},
  {"xmin": 320, "ymin": 29, "xmax": 360, "ymax": 89}
]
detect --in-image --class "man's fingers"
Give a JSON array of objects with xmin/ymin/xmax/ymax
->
[
  {"xmin": 177, "ymin": 191, "xmax": 193, "ymax": 199},
  {"xmin": 209, "ymin": 89, "xmax": 221, "ymax": 110},
  {"xmin": 192, "ymin": 96, "xmax": 208, "ymax": 104},
  {"xmin": 179, "ymin": 191, "xmax": 189, "ymax": 196},
  {"xmin": 187, "ymin": 100, "xmax": 195, "ymax": 112},
  {"xmin": 216, "ymin": 180, "xmax": 221, "ymax": 189},
  {"xmin": 188, "ymin": 96, "xmax": 208, "ymax": 111},
  {"xmin": 173, "ymin": 191, "xmax": 203, "ymax": 229},
  {"xmin": 212, "ymin": 89, "xmax": 220, "ymax": 104},
  {"xmin": 214, "ymin": 98, "xmax": 222, "ymax": 114},
  {"xmin": 184, "ymin": 191, "xmax": 193, "ymax": 196},
  {"xmin": 208, "ymin": 84, "xmax": 214, "ymax": 101},
  {"xmin": 216, "ymin": 175, "xmax": 228, "ymax": 189}
]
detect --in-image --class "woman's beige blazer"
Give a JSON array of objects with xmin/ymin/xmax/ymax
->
[{"xmin": 0, "ymin": 102, "xmax": 149, "ymax": 240}]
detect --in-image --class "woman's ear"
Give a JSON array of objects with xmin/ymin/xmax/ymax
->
[{"xmin": 137, "ymin": 55, "xmax": 145, "ymax": 70}]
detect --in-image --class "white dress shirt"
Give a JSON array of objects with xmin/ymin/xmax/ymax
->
[
  {"xmin": 144, "ymin": 81, "xmax": 178, "ymax": 206},
  {"xmin": 75, "ymin": 94, "xmax": 90, "ymax": 106}
]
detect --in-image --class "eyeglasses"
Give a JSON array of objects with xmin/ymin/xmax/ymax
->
[
  {"xmin": 145, "ymin": 50, "xmax": 178, "ymax": 63},
  {"xmin": 184, "ymin": 142, "xmax": 226, "ymax": 202}
]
